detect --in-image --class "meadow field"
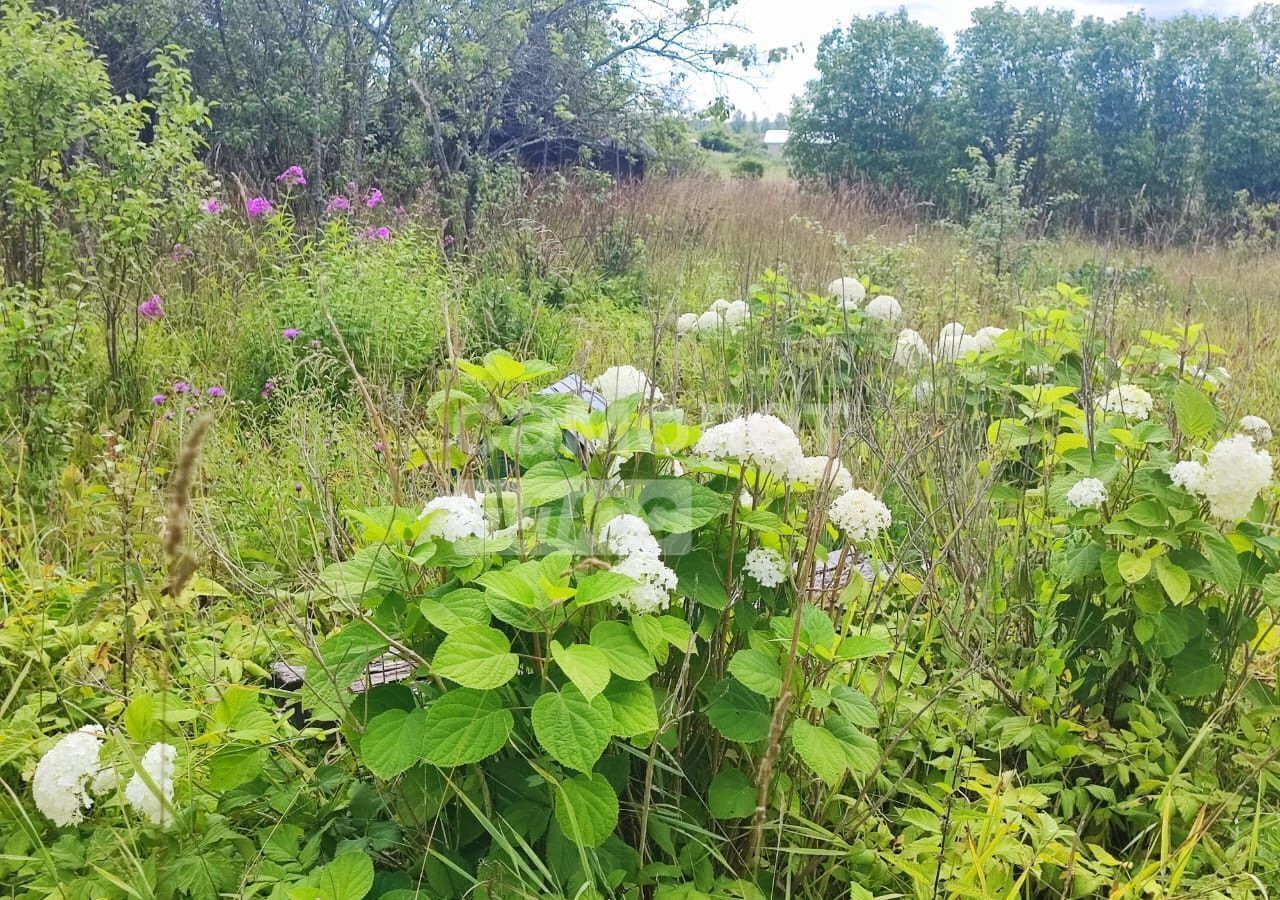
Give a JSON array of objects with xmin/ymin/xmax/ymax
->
[
  {"xmin": 5, "ymin": 169, "xmax": 1280, "ymax": 898},
  {"xmin": 7, "ymin": 1, "xmax": 1280, "ymax": 896}
]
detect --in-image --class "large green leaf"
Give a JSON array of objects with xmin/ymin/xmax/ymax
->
[
  {"xmin": 520, "ymin": 460, "xmax": 584, "ymax": 508},
  {"xmin": 1154, "ymin": 559, "xmax": 1191, "ymax": 606},
  {"xmin": 705, "ymin": 677, "xmax": 771, "ymax": 743},
  {"xmin": 590, "ymin": 621, "xmax": 657, "ymax": 680},
  {"xmin": 1172, "ymin": 383, "xmax": 1217, "ymax": 438},
  {"xmin": 431, "ymin": 625, "xmax": 518, "ymax": 689},
  {"xmin": 708, "ymin": 768, "xmax": 756, "ymax": 819},
  {"xmin": 603, "ymin": 678, "xmax": 659, "ymax": 737},
  {"xmin": 727, "ymin": 648, "xmax": 783, "ymax": 698},
  {"xmin": 574, "ymin": 571, "xmax": 639, "ymax": 609},
  {"xmin": 360, "ymin": 708, "xmax": 427, "ymax": 779},
  {"xmin": 532, "ymin": 686, "xmax": 614, "ymax": 772},
  {"xmin": 551, "ymin": 641, "xmax": 612, "ymax": 701},
  {"xmin": 421, "ymin": 689, "xmax": 513, "ymax": 766},
  {"xmin": 1167, "ymin": 643, "xmax": 1225, "ymax": 698},
  {"xmin": 308, "ymin": 851, "xmax": 374, "ymax": 900},
  {"xmin": 789, "ymin": 719, "xmax": 847, "ymax": 787},
  {"xmin": 639, "ymin": 478, "xmax": 727, "ymax": 533},
  {"xmin": 419, "ymin": 588, "xmax": 491, "ymax": 632},
  {"xmin": 553, "ymin": 773, "xmax": 619, "ymax": 848}
]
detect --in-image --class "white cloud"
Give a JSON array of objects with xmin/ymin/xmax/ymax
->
[{"xmin": 692, "ymin": 0, "xmax": 1261, "ymax": 117}]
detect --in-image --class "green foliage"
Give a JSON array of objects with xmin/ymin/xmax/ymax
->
[
  {"xmin": 789, "ymin": 4, "xmax": 1280, "ymax": 239},
  {"xmin": 0, "ymin": 0, "xmax": 208, "ymax": 487}
]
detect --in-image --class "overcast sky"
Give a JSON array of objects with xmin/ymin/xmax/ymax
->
[{"xmin": 694, "ymin": 0, "xmax": 1261, "ymax": 118}]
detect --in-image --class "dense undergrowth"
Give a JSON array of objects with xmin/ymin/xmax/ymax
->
[{"xmin": 7, "ymin": 6, "xmax": 1280, "ymax": 899}]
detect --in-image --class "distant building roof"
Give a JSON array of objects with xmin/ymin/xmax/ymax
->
[{"xmin": 763, "ymin": 129, "xmax": 790, "ymax": 145}]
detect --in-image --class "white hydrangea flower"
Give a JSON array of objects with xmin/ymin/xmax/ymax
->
[
  {"xmin": 1066, "ymin": 477, "xmax": 1107, "ymax": 510},
  {"xmin": 599, "ymin": 514, "xmax": 661, "ymax": 557},
  {"xmin": 827, "ymin": 277, "xmax": 865, "ymax": 308},
  {"xmin": 90, "ymin": 765, "xmax": 118, "ymax": 797},
  {"xmin": 1095, "ymin": 384, "xmax": 1155, "ymax": 421},
  {"xmin": 828, "ymin": 488, "xmax": 892, "ymax": 542},
  {"xmin": 1199, "ymin": 434, "xmax": 1273, "ymax": 520},
  {"xmin": 124, "ymin": 743, "xmax": 177, "ymax": 827},
  {"xmin": 421, "ymin": 494, "xmax": 490, "ymax": 542},
  {"xmin": 721, "ymin": 299, "xmax": 750, "ymax": 327},
  {"xmin": 789, "ymin": 455, "xmax": 854, "ymax": 493},
  {"xmin": 710, "ymin": 298, "xmax": 731, "ymax": 313},
  {"xmin": 913, "ymin": 380, "xmax": 933, "ymax": 403},
  {"xmin": 1169, "ymin": 460, "xmax": 1206, "ymax": 493},
  {"xmin": 938, "ymin": 322, "xmax": 966, "ymax": 341},
  {"xmin": 936, "ymin": 332, "xmax": 979, "ymax": 363},
  {"xmin": 744, "ymin": 547, "xmax": 788, "ymax": 588},
  {"xmin": 598, "ymin": 515, "xmax": 676, "ymax": 614},
  {"xmin": 1026, "ymin": 364, "xmax": 1055, "ymax": 382},
  {"xmin": 676, "ymin": 313, "xmax": 699, "ymax": 335},
  {"xmin": 694, "ymin": 413, "xmax": 804, "ymax": 479},
  {"xmin": 863, "ymin": 294, "xmax": 902, "ymax": 322},
  {"xmin": 1239, "ymin": 415, "xmax": 1273, "ymax": 445},
  {"xmin": 32, "ymin": 726, "xmax": 105, "ymax": 826},
  {"xmin": 592, "ymin": 365, "xmax": 663, "ymax": 403},
  {"xmin": 891, "ymin": 329, "xmax": 931, "ymax": 369},
  {"xmin": 696, "ymin": 310, "xmax": 722, "ymax": 333},
  {"xmin": 973, "ymin": 326, "xmax": 1006, "ymax": 352},
  {"xmin": 611, "ymin": 551, "xmax": 677, "ymax": 614},
  {"xmin": 1190, "ymin": 364, "xmax": 1231, "ymax": 387}
]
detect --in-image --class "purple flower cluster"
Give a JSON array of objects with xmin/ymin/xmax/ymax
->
[
  {"xmin": 261, "ymin": 380, "xmax": 276, "ymax": 399},
  {"xmin": 138, "ymin": 295, "xmax": 164, "ymax": 321},
  {"xmin": 171, "ymin": 243, "xmax": 193, "ymax": 262},
  {"xmin": 200, "ymin": 198, "xmax": 221, "ymax": 214},
  {"xmin": 362, "ymin": 225, "xmax": 392, "ymax": 242},
  {"xmin": 366, "ymin": 188, "xmax": 383, "ymax": 209},
  {"xmin": 246, "ymin": 197, "xmax": 273, "ymax": 218},
  {"xmin": 282, "ymin": 328, "xmax": 300, "ymax": 340},
  {"xmin": 325, "ymin": 195, "xmax": 351, "ymax": 215},
  {"xmin": 276, "ymin": 165, "xmax": 307, "ymax": 187},
  {"xmin": 152, "ymin": 381, "xmax": 226, "ymax": 412}
]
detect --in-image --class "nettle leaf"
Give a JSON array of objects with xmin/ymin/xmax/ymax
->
[
  {"xmin": 705, "ymin": 676, "xmax": 771, "ymax": 743},
  {"xmin": 554, "ymin": 773, "xmax": 619, "ymax": 848},
  {"xmin": 360, "ymin": 709, "xmax": 427, "ymax": 779},
  {"xmin": 590, "ymin": 621, "xmax": 657, "ymax": 680},
  {"xmin": 727, "ymin": 648, "xmax": 783, "ymax": 698},
  {"xmin": 789, "ymin": 720, "xmax": 847, "ymax": 787},
  {"xmin": 431, "ymin": 625, "xmax": 518, "ymax": 689},
  {"xmin": 574, "ymin": 571, "xmax": 638, "ymax": 608},
  {"xmin": 1173, "ymin": 383, "xmax": 1217, "ymax": 438},
  {"xmin": 308, "ymin": 851, "xmax": 374, "ymax": 900},
  {"xmin": 551, "ymin": 641, "xmax": 612, "ymax": 701},
  {"xmin": 420, "ymin": 588, "xmax": 491, "ymax": 632},
  {"xmin": 532, "ymin": 686, "xmax": 614, "ymax": 773},
  {"xmin": 300, "ymin": 622, "xmax": 390, "ymax": 721},
  {"xmin": 318, "ymin": 545, "xmax": 407, "ymax": 599},
  {"xmin": 708, "ymin": 768, "xmax": 757, "ymax": 819},
  {"xmin": 421, "ymin": 689, "xmax": 513, "ymax": 766},
  {"xmin": 603, "ymin": 678, "xmax": 659, "ymax": 737}
]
